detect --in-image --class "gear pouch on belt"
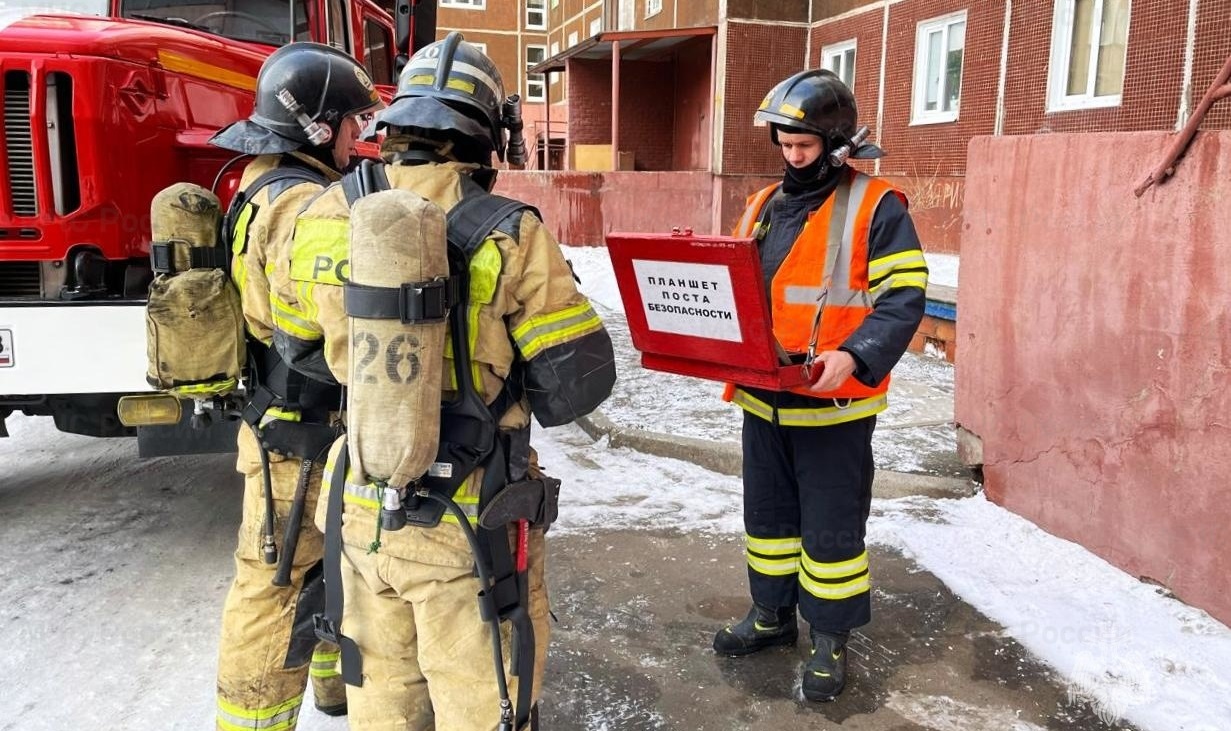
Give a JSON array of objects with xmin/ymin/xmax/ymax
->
[{"xmin": 477, "ymin": 475, "xmax": 562, "ymax": 531}]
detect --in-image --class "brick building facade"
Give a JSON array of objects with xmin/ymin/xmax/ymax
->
[
  {"xmin": 440, "ymin": 0, "xmax": 1229, "ymax": 364},
  {"xmin": 447, "ymin": 0, "xmax": 1230, "ymax": 253}
]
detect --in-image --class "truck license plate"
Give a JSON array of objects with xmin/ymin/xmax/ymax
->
[{"xmin": 0, "ymin": 328, "xmax": 12, "ymax": 368}]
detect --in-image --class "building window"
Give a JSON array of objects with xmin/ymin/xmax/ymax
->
[
  {"xmin": 363, "ymin": 19, "xmax": 393, "ymax": 85},
  {"xmin": 589, "ymin": 16, "xmax": 602, "ymax": 37},
  {"xmin": 470, "ymin": 41, "xmax": 487, "ymax": 55},
  {"xmin": 911, "ymin": 11, "xmax": 966, "ymax": 125},
  {"xmin": 646, "ymin": 0, "xmax": 662, "ymax": 19},
  {"xmin": 526, "ymin": 0, "xmax": 545, "ymax": 30},
  {"xmin": 1047, "ymin": 0, "xmax": 1131, "ymax": 111},
  {"xmin": 526, "ymin": 45, "xmax": 547, "ymax": 102},
  {"xmin": 549, "ymin": 41, "xmax": 560, "ymax": 83},
  {"xmin": 440, "ymin": 0, "xmax": 484, "ymax": 8},
  {"xmin": 821, "ymin": 39, "xmax": 856, "ymax": 90},
  {"xmin": 567, "ymin": 30, "xmax": 578, "ymax": 48}
]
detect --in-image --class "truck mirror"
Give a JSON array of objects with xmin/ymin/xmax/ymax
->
[{"xmin": 396, "ymin": 0, "xmax": 437, "ymax": 72}]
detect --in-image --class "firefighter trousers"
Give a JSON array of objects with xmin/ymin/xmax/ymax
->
[
  {"xmin": 741, "ymin": 411, "xmax": 876, "ymax": 633},
  {"xmin": 216, "ymin": 427, "xmax": 345, "ymax": 730},
  {"xmin": 338, "ymin": 522, "xmax": 550, "ymax": 731}
]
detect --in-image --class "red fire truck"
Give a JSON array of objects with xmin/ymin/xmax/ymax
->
[{"xmin": 0, "ymin": 0, "xmax": 437, "ymax": 442}]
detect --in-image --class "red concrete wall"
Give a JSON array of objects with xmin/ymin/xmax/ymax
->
[
  {"xmin": 956, "ymin": 132, "xmax": 1231, "ymax": 627},
  {"xmin": 494, "ymin": 171, "xmax": 713, "ymax": 246}
]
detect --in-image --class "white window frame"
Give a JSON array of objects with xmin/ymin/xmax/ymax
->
[
  {"xmin": 440, "ymin": 0, "xmax": 484, "ymax": 8},
  {"xmin": 549, "ymin": 41, "xmax": 560, "ymax": 83},
  {"xmin": 526, "ymin": 44, "xmax": 547, "ymax": 103},
  {"xmin": 1046, "ymin": 0, "xmax": 1131, "ymax": 112},
  {"xmin": 526, "ymin": 0, "xmax": 546, "ymax": 31},
  {"xmin": 645, "ymin": 0, "xmax": 662, "ymax": 19},
  {"xmin": 589, "ymin": 16, "xmax": 602, "ymax": 37},
  {"xmin": 821, "ymin": 39, "xmax": 857, "ymax": 90},
  {"xmin": 910, "ymin": 11, "xmax": 967, "ymax": 126},
  {"xmin": 567, "ymin": 30, "xmax": 579, "ymax": 48},
  {"xmin": 470, "ymin": 41, "xmax": 487, "ymax": 55}
]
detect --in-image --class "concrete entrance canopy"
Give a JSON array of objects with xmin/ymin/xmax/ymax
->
[{"xmin": 529, "ymin": 27, "xmax": 716, "ymax": 173}]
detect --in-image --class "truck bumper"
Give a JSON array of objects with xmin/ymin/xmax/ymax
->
[{"xmin": 0, "ymin": 301, "xmax": 152, "ymax": 395}]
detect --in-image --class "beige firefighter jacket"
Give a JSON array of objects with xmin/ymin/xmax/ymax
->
[
  {"xmin": 269, "ymin": 161, "xmax": 611, "ymax": 561},
  {"xmin": 229, "ymin": 152, "xmax": 340, "ymax": 345},
  {"xmin": 229, "ymin": 152, "xmax": 339, "ymax": 475}
]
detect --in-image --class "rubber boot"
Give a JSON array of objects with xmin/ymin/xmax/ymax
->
[
  {"xmin": 712, "ymin": 603, "xmax": 798, "ymax": 656},
  {"xmin": 801, "ymin": 629, "xmax": 849, "ymax": 702}
]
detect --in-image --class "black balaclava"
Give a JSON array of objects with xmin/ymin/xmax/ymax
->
[
  {"xmin": 775, "ymin": 125, "xmax": 835, "ymax": 195},
  {"xmin": 783, "ymin": 154, "xmax": 830, "ymax": 194}
]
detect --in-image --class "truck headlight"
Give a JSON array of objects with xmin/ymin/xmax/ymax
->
[{"xmin": 117, "ymin": 393, "xmax": 182, "ymax": 426}]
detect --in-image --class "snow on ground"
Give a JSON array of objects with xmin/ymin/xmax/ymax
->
[
  {"xmin": 4, "ymin": 406, "xmax": 1231, "ymax": 729},
  {"xmin": 926, "ymin": 252, "xmax": 959, "ymax": 288},
  {"xmin": 4, "ymin": 247, "xmax": 1228, "ymax": 731}
]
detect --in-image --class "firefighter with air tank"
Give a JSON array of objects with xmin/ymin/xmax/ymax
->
[{"xmin": 267, "ymin": 32, "xmax": 616, "ymax": 730}]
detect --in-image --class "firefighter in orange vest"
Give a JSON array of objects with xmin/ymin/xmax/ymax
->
[{"xmin": 712, "ymin": 69, "xmax": 928, "ymax": 702}]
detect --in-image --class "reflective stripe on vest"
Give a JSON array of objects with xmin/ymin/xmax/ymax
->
[
  {"xmin": 229, "ymin": 202, "xmax": 257, "ymax": 300},
  {"xmin": 730, "ymin": 387, "xmax": 888, "ymax": 427},
  {"xmin": 761, "ymin": 170, "xmax": 900, "ymax": 400}
]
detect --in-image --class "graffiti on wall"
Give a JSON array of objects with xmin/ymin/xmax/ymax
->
[{"xmin": 887, "ymin": 172, "xmax": 966, "ymax": 255}]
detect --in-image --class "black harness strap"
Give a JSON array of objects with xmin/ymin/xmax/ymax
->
[
  {"xmin": 343, "ymin": 279, "xmax": 459, "ymax": 323},
  {"xmin": 314, "ymin": 438, "xmax": 365, "ymax": 686},
  {"xmin": 149, "ymin": 241, "xmax": 230, "ymax": 274}
]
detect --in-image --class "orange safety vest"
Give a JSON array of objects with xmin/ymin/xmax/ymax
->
[{"xmin": 734, "ymin": 169, "xmax": 906, "ymax": 400}]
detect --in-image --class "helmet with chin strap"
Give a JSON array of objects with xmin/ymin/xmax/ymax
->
[{"xmin": 210, "ymin": 42, "xmax": 383, "ymax": 155}]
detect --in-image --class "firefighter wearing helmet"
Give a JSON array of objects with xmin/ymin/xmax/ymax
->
[
  {"xmin": 208, "ymin": 42, "xmax": 382, "ymax": 730},
  {"xmin": 711, "ymin": 69, "xmax": 928, "ymax": 702},
  {"xmin": 268, "ymin": 32, "xmax": 615, "ymax": 729}
]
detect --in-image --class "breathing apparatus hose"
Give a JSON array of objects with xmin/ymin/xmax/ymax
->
[
  {"xmin": 416, "ymin": 488, "xmax": 517, "ymax": 731},
  {"xmin": 254, "ymin": 423, "xmax": 278, "ymax": 566}
]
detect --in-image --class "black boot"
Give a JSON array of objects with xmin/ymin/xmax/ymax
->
[
  {"xmin": 801, "ymin": 629, "xmax": 849, "ymax": 702},
  {"xmin": 712, "ymin": 603, "xmax": 798, "ymax": 656}
]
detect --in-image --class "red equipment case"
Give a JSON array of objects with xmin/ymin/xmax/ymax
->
[{"xmin": 605, "ymin": 229, "xmax": 814, "ymax": 390}]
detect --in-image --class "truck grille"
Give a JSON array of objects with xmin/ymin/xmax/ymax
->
[
  {"xmin": 3, "ymin": 71, "xmax": 37, "ymax": 216},
  {"xmin": 0, "ymin": 261, "xmax": 41, "ymax": 297}
]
